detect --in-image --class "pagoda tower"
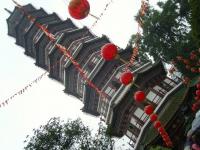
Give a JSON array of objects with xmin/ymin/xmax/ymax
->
[{"xmin": 6, "ymin": 4, "xmax": 189, "ymax": 149}]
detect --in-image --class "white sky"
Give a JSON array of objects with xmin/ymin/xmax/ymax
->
[{"xmin": 0, "ymin": 0, "xmax": 158, "ymax": 149}]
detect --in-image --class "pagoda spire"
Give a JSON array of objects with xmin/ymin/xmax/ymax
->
[{"xmin": 4, "ymin": 8, "xmax": 12, "ymax": 14}]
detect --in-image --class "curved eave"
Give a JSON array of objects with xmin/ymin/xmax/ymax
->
[
  {"xmin": 47, "ymin": 19, "xmax": 77, "ymax": 31},
  {"xmin": 134, "ymin": 60, "xmax": 166, "ymax": 85},
  {"xmin": 7, "ymin": 4, "xmax": 35, "ymax": 21}
]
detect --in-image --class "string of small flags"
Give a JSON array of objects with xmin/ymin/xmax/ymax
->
[
  {"xmin": 0, "ymin": 71, "xmax": 48, "ymax": 109},
  {"xmin": 90, "ymin": 0, "xmax": 113, "ymax": 29}
]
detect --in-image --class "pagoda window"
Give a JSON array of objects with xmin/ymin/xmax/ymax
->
[
  {"xmin": 164, "ymin": 78, "xmax": 176, "ymax": 87},
  {"xmin": 134, "ymin": 108, "xmax": 148, "ymax": 122},
  {"xmin": 153, "ymin": 85, "xmax": 167, "ymax": 96},
  {"xmin": 115, "ymin": 71, "xmax": 122, "ymax": 79},
  {"xmin": 24, "ymin": 22, "xmax": 33, "ymax": 32},
  {"xmin": 146, "ymin": 91, "xmax": 162, "ymax": 104},
  {"xmin": 33, "ymin": 29, "xmax": 43, "ymax": 43},
  {"xmin": 126, "ymin": 130, "xmax": 137, "ymax": 142},
  {"xmin": 91, "ymin": 56, "xmax": 99, "ymax": 64},
  {"xmin": 59, "ymin": 56, "xmax": 67, "ymax": 81},
  {"xmin": 129, "ymin": 140, "xmax": 136, "ymax": 148},
  {"xmin": 130, "ymin": 117, "xmax": 142, "ymax": 129},
  {"xmin": 160, "ymin": 81, "xmax": 172, "ymax": 91},
  {"xmin": 111, "ymin": 80, "xmax": 121, "ymax": 89},
  {"xmin": 87, "ymin": 63, "xmax": 95, "ymax": 71},
  {"xmin": 100, "ymin": 101, "xmax": 108, "ymax": 117},
  {"xmin": 126, "ymin": 130, "xmax": 132, "ymax": 138},
  {"xmin": 105, "ymin": 86, "xmax": 115, "ymax": 97},
  {"xmin": 68, "ymin": 36, "xmax": 88, "ymax": 53},
  {"xmin": 133, "ymin": 61, "xmax": 141, "ymax": 68},
  {"xmin": 79, "ymin": 78, "xmax": 84, "ymax": 95}
]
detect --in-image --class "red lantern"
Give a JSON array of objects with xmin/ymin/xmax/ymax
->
[
  {"xmin": 120, "ymin": 71, "xmax": 133, "ymax": 85},
  {"xmin": 150, "ymin": 114, "xmax": 158, "ymax": 122},
  {"xmin": 196, "ymin": 90, "xmax": 200, "ymax": 96},
  {"xmin": 163, "ymin": 136, "xmax": 170, "ymax": 144},
  {"xmin": 134, "ymin": 91, "xmax": 146, "ymax": 102},
  {"xmin": 191, "ymin": 67, "xmax": 197, "ymax": 73},
  {"xmin": 195, "ymin": 96, "xmax": 200, "ymax": 101},
  {"xmin": 192, "ymin": 103, "xmax": 198, "ymax": 112},
  {"xmin": 154, "ymin": 121, "xmax": 161, "ymax": 129},
  {"xmin": 101, "ymin": 43, "xmax": 118, "ymax": 61},
  {"xmin": 144, "ymin": 105, "xmax": 154, "ymax": 115},
  {"xmin": 68, "ymin": 0, "xmax": 90, "ymax": 20},
  {"xmin": 162, "ymin": 134, "xmax": 169, "ymax": 139},
  {"xmin": 158, "ymin": 127, "xmax": 165, "ymax": 133},
  {"xmin": 196, "ymin": 83, "xmax": 200, "ymax": 89}
]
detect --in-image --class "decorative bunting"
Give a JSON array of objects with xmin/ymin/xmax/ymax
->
[{"xmin": 0, "ymin": 71, "xmax": 48, "ymax": 109}]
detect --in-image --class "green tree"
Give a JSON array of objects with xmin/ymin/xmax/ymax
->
[
  {"xmin": 190, "ymin": 0, "xmax": 200, "ymax": 47},
  {"xmin": 24, "ymin": 118, "xmax": 114, "ymax": 150},
  {"xmin": 129, "ymin": 0, "xmax": 198, "ymax": 78}
]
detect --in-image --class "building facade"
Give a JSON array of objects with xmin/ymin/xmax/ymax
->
[{"xmin": 6, "ymin": 4, "xmax": 186, "ymax": 149}]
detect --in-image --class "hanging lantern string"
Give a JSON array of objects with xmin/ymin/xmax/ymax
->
[
  {"xmin": 12, "ymin": 0, "xmax": 108, "ymax": 98},
  {"xmin": 125, "ymin": 0, "xmax": 149, "ymax": 71}
]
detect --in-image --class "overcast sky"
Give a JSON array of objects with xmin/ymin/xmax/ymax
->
[{"xmin": 0, "ymin": 0, "xmax": 158, "ymax": 149}]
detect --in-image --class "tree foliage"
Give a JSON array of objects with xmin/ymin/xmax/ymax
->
[
  {"xmin": 24, "ymin": 118, "xmax": 114, "ymax": 150},
  {"xmin": 129, "ymin": 0, "xmax": 198, "ymax": 78},
  {"xmin": 190, "ymin": 0, "xmax": 200, "ymax": 47}
]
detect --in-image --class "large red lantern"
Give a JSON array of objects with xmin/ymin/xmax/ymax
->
[
  {"xmin": 144, "ymin": 105, "xmax": 154, "ymax": 115},
  {"xmin": 196, "ymin": 90, "xmax": 200, "ymax": 96},
  {"xmin": 154, "ymin": 121, "xmax": 161, "ymax": 129},
  {"xmin": 101, "ymin": 43, "xmax": 118, "ymax": 61},
  {"xmin": 120, "ymin": 71, "xmax": 133, "ymax": 85},
  {"xmin": 68, "ymin": 0, "xmax": 90, "ymax": 20},
  {"xmin": 134, "ymin": 91, "xmax": 146, "ymax": 102},
  {"xmin": 150, "ymin": 114, "xmax": 158, "ymax": 122}
]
